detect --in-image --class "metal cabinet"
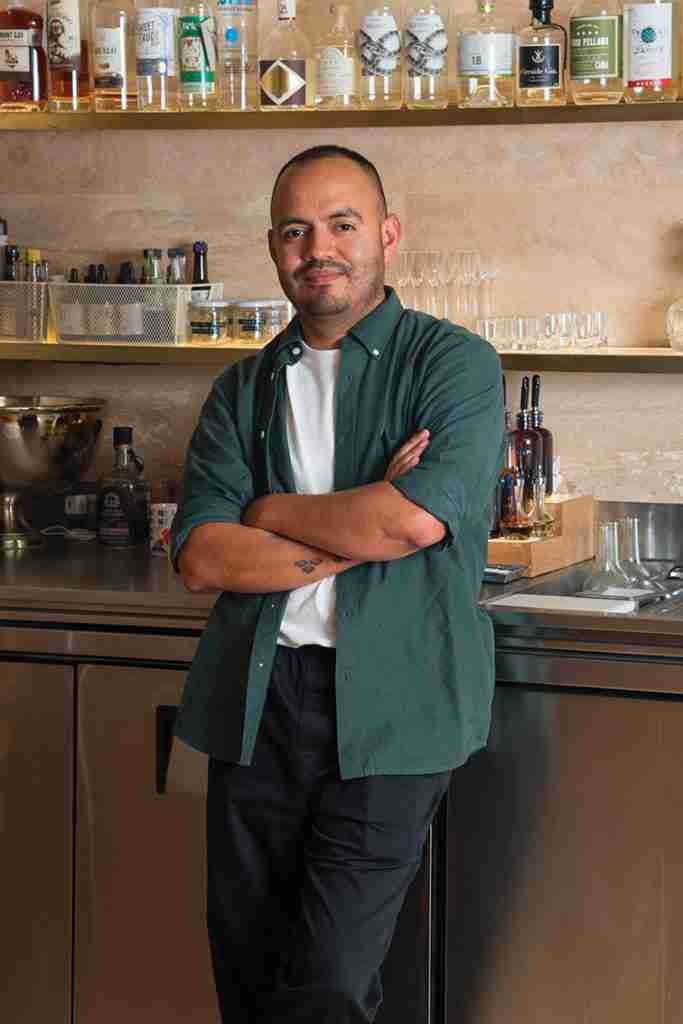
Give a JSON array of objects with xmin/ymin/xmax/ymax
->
[
  {"xmin": 447, "ymin": 683, "xmax": 683, "ymax": 1024},
  {"xmin": 74, "ymin": 664, "xmax": 216, "ymax": 1024},
  {"xmin": 0, "ymin": 659, "xmax": 74, "ymax": 1024}
]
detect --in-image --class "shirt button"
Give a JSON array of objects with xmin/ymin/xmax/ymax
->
[
  {"xmin": 259, "ymin": 430, "xmax": 265, "ymax": 440},
  {"xmin": 258, "ymin": 661, "xmax": 264, "ymax": 669},
  {"xmin": 372, "ymin": 348, "xmax": 380, "ymax": 358},
  {"xmin": 292, "ymin": 346, "xmax": 301, "ymax": 356}
]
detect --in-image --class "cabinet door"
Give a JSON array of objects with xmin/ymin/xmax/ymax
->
[
  {"xmin": 447, "ymin": 685, "xmax": 683, "ymax": 1024},
  {"xmin": 74, "ymin": 664, "xmax": 216, "ymax": 1024},
  {"xmin": 0, "ymin": 660, "xmax": 74, "ymax": 1024}
]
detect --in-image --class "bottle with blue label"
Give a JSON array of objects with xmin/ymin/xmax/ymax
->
[
  {"xmin": 216, "ymin": 0, "xmax": 257, "ymax": 108},
  {"xmin": 96, "ymin": 426, "xmax": 151, "ymax": 547}
]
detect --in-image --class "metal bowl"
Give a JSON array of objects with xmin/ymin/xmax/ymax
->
[{"xmin": 0, "ymin": 396, "xmax": 106, "ymax": 551}]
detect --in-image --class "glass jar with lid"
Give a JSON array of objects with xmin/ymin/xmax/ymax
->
[
  {"xmin": 232, "ymin": 299, "xmax": 290, "ymax": 347},
  {"xmin": 187, "ymin": 299, "xmax": 232, "ymax": 344}
]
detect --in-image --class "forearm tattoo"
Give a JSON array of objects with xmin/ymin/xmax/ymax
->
[{"xmin": 294, "ymin": 558, "xmax": 323, "ymax": 575}]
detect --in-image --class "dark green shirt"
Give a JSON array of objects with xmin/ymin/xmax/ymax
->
[{"xmin": 171, "ymin": 288, "xmax": 504, "ymax": 777}]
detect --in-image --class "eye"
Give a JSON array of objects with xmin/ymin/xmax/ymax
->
[
  {"xmin": 282, "ymin": 227, "xmax": 305, "ymax": 241},
  {"xmin": 335, "ymin": 222, "xmax": 356, "ymax": 232}
]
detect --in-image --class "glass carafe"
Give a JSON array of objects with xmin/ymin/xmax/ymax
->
[
  {"xmin": 581, "ymin": 520, "xmax": 635, "ymax": 594},
  {"xmin": 619, "ymin": 515, "xmax": 667, "ymax": 591}
]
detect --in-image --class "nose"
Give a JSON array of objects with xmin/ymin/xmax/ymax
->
[{"xmin": 302, "ymin": 225, "xmax": 335, "ymax": 263}]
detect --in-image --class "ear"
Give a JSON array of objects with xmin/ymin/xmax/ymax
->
[{"xmin": 381, "ymin": 214, "xmax": 402, "ymax": 268}]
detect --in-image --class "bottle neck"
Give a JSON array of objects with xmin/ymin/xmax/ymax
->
[
  {"xmin": 193, "ymin": 253, "xmax": 208, "ymax": 285},
  {"xmin": 530, "ymin": 409, "xmax": 544, "ymax": 428},
  {"xmin": 516, "ymin": 410, "xmax": 535, "ymax": 430},
  {"xmin": 531, "ymin": 7, "xmax": 554, "ymax": 25}
]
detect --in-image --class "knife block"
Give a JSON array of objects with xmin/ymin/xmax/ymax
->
[{"xmin": 488, "ymin": 494, "xmax": 595, "ymax": 578}]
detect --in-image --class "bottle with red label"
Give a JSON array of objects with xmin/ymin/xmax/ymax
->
[
  {"xmin": 623, "ymin": 0, "xmax": 679, "ymax": 102},
  {"xmin": 0, "ymin": 0, "xmax": 48, "ymax": 111}
]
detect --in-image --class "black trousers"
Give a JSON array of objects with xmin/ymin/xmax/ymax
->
[{"xmin": 206, "ymin": 644, "xmax": 451, "ymax": 1024}]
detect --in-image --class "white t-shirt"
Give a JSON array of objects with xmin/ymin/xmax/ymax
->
[{"xmin": 277, "ymin": 339, "xmax": 341, "ymax": 649}]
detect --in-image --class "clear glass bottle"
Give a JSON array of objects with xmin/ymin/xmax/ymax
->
[
  {"xmin": 569, "ymin": 0, "xmax": 623, "ymax": 103},
  {"xmin": 96, "ymin": 426, "xmax": 151, "ymax": 547},
  {"xmin": 358, "ymin": 2, "xmax": 402, "ymax": 109},
  {"xmin": 623, "ymin": 0, "xmax": 678, "ymax": 101},
  {"xmin": 315, "ymin": 3, "xmax": 360, "ymax": 109},
  {"xmin": 178, "ymin": 0, "xmax": 217, "ymax": 108},
  {"xmin": 166, "ymin": 246, "xmax": 186, "ymax": 282},
  {"xmin": 403, "ymin": 2, "xmax": 448, "ymax": 108},
  {"xmin": 47, "ymin": 0, "xmax": 91, "ymax": 110},
  {"xmin": 456, "ymin": 0, "xmax": 515, "ymax": 107},
  {"xmin": 516, "ymin": 0, "xmax": 568, "ymax": 106},
  {"xmin": 0, "ymin": 0, "xmax": 48, "ymax": 111},
  {"xmin": 89, "ymin": 0, "xmax": 138, "ymax": 110},
  {"xmin": 258, "ymin": 0, "xmax": 312, "ymax": 110},
  {"xmin": 135, "ymin": 0, "xmax": 179, "ymax": 110},
  {"xmin": 530, "ymin": 373, "xmax": 554, "ymax": 495},
  {"xmin": 215, "ymin": 0, "xmax": 257, "ymax": 109},
  {"xmin": 581, "ymin": 520, "xmax": 634, "ymax": 594}
]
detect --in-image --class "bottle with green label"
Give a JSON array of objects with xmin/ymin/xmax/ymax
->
[
  {"xmin": 623, "ymin": 0, "xmax": 679, "ymax": 102},
  {"xmin": 516, "ymin": 0, "xmax": 568, "ymax": 106},
  {"xmin": 177, "ymin": 0, "xmax": 218, "ymax": 108},
  {"xmin": 570, "ymin": 0, "xmax": 623, "ymax": 103}
]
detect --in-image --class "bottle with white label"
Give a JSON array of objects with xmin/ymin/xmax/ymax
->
[
  {"xmin": 258, "ymin": 0, "xmax": 312, "ymax": 110},
  {"xmin": 0, "ymin": 0, "xmax": 48, "ymax": 110},
  {"xmin": 569, "ymin": 0, "xmax": 623, "ymax": 104},
  {"xmin": 456, "ymin": 0, "xmax": 515, "ymax": 107},
  {"xmin": 135, "ymin": 0, "xmax": 179, "ymax": 109},
  {"xmin": 516, "ymin": 0, "xmax": 567, "ymax": 105},
  {"xmin": 47, "ymin": 0, "xmax": 91, "ymax": 110},
  {"xmin": 215, "ymin": 0, "xmax": 257, "ymax": 109},
  {"xmin": 177, "ymin": 0, "xmax": 217, "ymax": 108},
  {"xmin": 403, "ymin": 2, "xmax": 448, "ymax": 108},
  {"xmin": 358, "ymin": 2, "xmax": 402, "ymax": 108},
  {"xmin": 89, "ymin": 0, "xmax": 138, "ymax": 110},
  {"xmin": 623, "ymin": 0, "xmax": 678, "ymax": 101},
  {"xmin": 315, "ymin": 3, "xmax": 359, "ymax": 108}
]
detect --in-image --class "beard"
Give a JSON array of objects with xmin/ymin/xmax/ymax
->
[{"xmin": 280, "ymin": 258, "xmax": 385, "ymax": 322}]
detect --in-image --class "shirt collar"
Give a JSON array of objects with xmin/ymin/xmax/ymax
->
[{"xmin": 273, "ymin": 287, "xmax": 403, "ymax": 365}]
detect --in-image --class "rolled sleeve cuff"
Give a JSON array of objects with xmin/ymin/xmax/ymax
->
[
  {"xmin": 169, "ymin": 510, "xmax": 242, "ymax": 572},
  {"xmin": 390, "ymin": 469, "xmax": 462, "ymax": 551}
]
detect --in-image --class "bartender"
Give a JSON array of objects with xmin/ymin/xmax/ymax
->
[{"xmin": 171, "ymin": 144, "xmax": 504, "ymax": 1023}]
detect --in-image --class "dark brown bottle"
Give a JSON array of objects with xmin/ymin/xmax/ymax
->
[
  {"xmin": 500, "ymin": 376, "xmax": 544, "ymax": 539},
  {"xmin": 531, "ymin": 373, "xmax": 554, "ymax": 495}
]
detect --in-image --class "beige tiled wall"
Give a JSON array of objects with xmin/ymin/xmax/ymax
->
[{"xmin": 3, "ymin": 1, "xmax": 683, "ymax": 500}]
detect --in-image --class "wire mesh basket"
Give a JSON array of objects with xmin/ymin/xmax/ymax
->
[
  {"xmin": 48, "ymin": 283, "xmax": 224, "ymax": 345},
  {"xmin": 0, "ymin": 281, "xmax": 49, "ymax": 341}
]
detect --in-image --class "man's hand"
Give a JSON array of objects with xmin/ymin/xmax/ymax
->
[{"xmin": 384, "ymin": 430, "xmax": 430, "ymax": 482}]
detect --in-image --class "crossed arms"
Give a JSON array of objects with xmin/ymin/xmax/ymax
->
[{"xmin": 178, "ymin": 431, "xmax": 445, "ymax": 595}]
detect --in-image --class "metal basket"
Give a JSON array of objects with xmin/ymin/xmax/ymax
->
[
  {"xmin": 48, "ymin": 283, "xmax": 224, "ymax": 345},
  {"xmin": 0, "ymin": 281, "xmax": 49, "ymax": 342}
]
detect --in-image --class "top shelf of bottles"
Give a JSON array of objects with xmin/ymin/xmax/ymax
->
[{"xmin": 3, "ymin": 103, "xmax": 683, "ymax": 131}]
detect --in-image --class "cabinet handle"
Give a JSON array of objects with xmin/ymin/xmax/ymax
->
[{"xmin": 155, "ymin": 705, "xmax": 178, "ymax": 796}]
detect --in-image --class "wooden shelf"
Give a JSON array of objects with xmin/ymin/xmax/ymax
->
[
  {"xmin": 3, "ymin": 102, "xmax": 683, "ymax": 131},
  {"xmin": 2, "ymin": 341, "xmax": 682, "ymax": 371}
]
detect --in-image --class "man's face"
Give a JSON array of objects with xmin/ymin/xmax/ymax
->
[{"xmin": 269, "ymin": 157, "xmax": 400, "ymax": 327}]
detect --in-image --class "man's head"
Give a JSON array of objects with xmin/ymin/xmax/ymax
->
[{"xmin": 268, "ymin": 146, "xmax": 400, "ymax": 345}]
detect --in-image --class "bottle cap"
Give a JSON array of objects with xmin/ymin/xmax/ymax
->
[
  {"xmin": 167, "ymin": 247, "xmax": 185, "ymax": 258},
  {"xmin": 144, "ymin": 248, "xmax": 162, "ymax": 257},
  {"xmin": 113, "ymin": 426, "xmax": 133, "ymax": 446},
  {"xmin": 530, "ymin": 0, "xmax": 553, "ymax": 10},
  {"xmin": 68, "ymin": 268, "xmax": 79, "ymax": 282},
  {"xmin": 26, "ymin": 248, "xmax": 41, "ymax": 262},
  {"xmin": 193, "ymin": 240, "xmax": 208, "ymax": 254},
  {"xmin": 6, "ymin": 245, "xmax": 20, "ymax": 259}
]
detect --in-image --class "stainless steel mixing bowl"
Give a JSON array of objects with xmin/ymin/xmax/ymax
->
[{"xmin": 0, "ymin": 396, "xmax": 106, "ymax": 551}]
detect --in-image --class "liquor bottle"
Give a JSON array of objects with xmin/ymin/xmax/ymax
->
[
  {"xmin": 46, "ymin": 0, "xmax": 91, "ymax": 110},
  {"xmin": 530, "ymin": 373, "xmax": 554, "ymax": 495},
  {"xmin": 623, "ymin": 0, "xmax": 678, "ymax": 101},
  {"xmin": 96, "ymin": 426, "xmax": 151, "ymax": 547},
  {"xmin": 569, "ymin": 0, "xmax": 623, "ymax": 103},
  {"xmin": 89, "ymin": 0, "xmax": 138, "ymax": 110},
  {"xmin": 500, "ymin": 376, "xmax": 544, "ymax": 538},
  {"xmin": 258, "ymin": 0, "xmax": 312, "ymax": 110},
  {"xmin": 403, "ymin": 1, "xmax": 448, "ymax": 109},
  {"xmin": 0, "ymin": 0, "xmax": 48, "ymax": 110},
  {"xmin": 135, "ymin": 0, "xmax": 180, "ymax": 110},
  {"xmin": 191, "ymin": 239, "xmax": 210, "ymax": 299},
  {"xmin": 143, "ymin": 247, "xmax": 163, "ymax": 281},
  {"xmin": 85, "ymin": 262, "xmax": 97, "ymax": 281},
  {"xmin": 516, "ymin": 0, "xmax": 568, "ymax": 106},
  {"xmin": 4, "ymin": 245, "xmax": 21, "ymax": 280},
  {"xmin": 215, "ymin": 0, "xmax": 257, "ymax": 109},
  {"xmin": 178, "ymin": 0, "xmax": 218, "ymax": 108},
  {"xmin": 315, "ymin": 3, "xmax": 360, "ymax": 109},
  {"xmin": 456, "ymin": 0, "xmax": 515, "ymax": 108},
  {"xmin": 358, "ymin": 2, "xmax": 402, "ymax": 109}
]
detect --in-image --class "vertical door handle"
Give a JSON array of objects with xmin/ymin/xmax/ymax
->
[{"xmin": 155, "ymin": 705, "xmax": 178, "ymax": 795}]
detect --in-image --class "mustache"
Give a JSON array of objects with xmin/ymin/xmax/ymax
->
[{"xmin": 295, "ymin": 260, "xmax": 351, "ymax": 278}]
